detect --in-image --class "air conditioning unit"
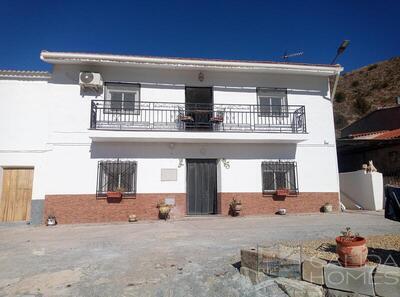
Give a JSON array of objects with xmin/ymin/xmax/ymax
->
[{"xmin": 79, "ymin": 72, "xmax": 103, "ymax": 89}]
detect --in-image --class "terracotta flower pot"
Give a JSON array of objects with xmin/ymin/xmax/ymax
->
[
  {"xmin": 276, "ymin": 189, "xmax": 290, "ymax": 196},
  {"xmin": 107, "ymin": 191, "xmax": 122, "ymax": 199},
  {"xmin": 336, "ymin": 236, "xmax": 368, "ymax": 267}
]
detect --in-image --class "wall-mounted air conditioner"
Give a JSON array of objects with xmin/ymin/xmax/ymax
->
[{"xmin": 79, "ymin": 72, "xmax": 103, "ymax": 89}]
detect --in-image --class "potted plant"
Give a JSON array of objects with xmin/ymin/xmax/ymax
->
[
  {"xmin": 276, "ymin": 188, "xmax": 290, "ymax": 196},
  {"xmin": 336, "ymin": 227, "xmax": 368, "ymax": 267},
  {"xmin": 157, "ymin": 201, "xmax": 172, "ymax": 220},
  {"xmin": 323, "ymin": 202, "xmax": 333, "ymax": 213},
  {"xmin": 229, "ymin": 198, "xmax": 242, "ymax": 216}
]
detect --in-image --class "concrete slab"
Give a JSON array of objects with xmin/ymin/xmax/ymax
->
[
  {"xmin": 325, "ymin": 288, "xmax": 370, "ymax": 297},
  {"xmin": 240, "ymin": 266, "xmax": 267, "ymax": 284},
  {"xmin": 274, "ymin": 277, "xmax": 324, "ymax": 297},
  {"xmin": 240, "ymin": 248, "xmax": 259, "ymax": 271},
  {"xmin": 373, "ymin": 264, "xmax": 400, "ymax": 297},
  {"xmin": 324, "ymin": 263, "xmax": 375, "ymax": 296},
  {"xmin": 302, "ymin": 257, "xmax": 327, "ymax": 285}
]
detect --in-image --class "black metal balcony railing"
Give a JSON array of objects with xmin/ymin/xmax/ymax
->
[{"xmin": 90, "ymin": 100, "xmax": 307, "ymax": 133}]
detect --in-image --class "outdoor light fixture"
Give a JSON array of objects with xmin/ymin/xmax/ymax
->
[
  {"xmin": 198, "ymin": 72, "xmax": 204, "ymax": 82},
  {"xmin": 178, "ymin": 159, "xmax": 184, "ymax": 168},
  {"xmin": 331, "ymin": 40, "xmax": 350, "ymax": 64},
  {"xmin": 221, "ymin": 158, "xmax": 231, "ymax": 169}
]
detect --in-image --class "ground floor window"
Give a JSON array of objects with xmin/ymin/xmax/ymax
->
[
  {"xmin": 96, "ymin": 160, "xmax": 137, "ymax": 196},
  {"xmin": 262, "ymin": 161, "xmax": 298, "ymax": 194}
]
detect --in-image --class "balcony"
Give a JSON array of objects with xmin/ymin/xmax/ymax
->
[{"xmin": 90, "ymin": 100, "xmax": 307, "ymax": 134}]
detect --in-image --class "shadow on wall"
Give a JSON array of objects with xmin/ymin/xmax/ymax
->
[
  {"xmin": 49, "ymin": 64, "xmax": 329, "ymax": 97},
  {"xmin": 90, "ymin": 142, "xmax": 297, "ymax": 160}
]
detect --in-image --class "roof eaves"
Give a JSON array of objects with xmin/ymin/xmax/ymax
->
[{"xmin": 40, "ymin": 51, "xmax": 343, "ymax": 75}]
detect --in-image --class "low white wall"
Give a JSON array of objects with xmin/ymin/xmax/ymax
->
[{"xmin": 339, "ymin": 170, "xmax": 384, "ymax": 210}]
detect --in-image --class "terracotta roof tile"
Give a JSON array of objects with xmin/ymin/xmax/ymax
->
[
  {"xmin": 349, "ymin": 128, "xmax": 400, "ymax": 140},
  {"xmin": 374, "ymin": 128, "xmax": 400, "ymax": 140}
]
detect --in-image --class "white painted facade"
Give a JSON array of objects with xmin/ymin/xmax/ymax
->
[{"xmin": 0, "ymin": 52, "xmax": 342, "ymax": 220}]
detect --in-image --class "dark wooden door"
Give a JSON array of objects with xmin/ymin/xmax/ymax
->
[
  {"xmin": 186, "ymin": 159, "xmax": 217, "ymax": 215},
  {"xmin": 185, "ymin": 87, "xmax": 213, "ymax": 130}
]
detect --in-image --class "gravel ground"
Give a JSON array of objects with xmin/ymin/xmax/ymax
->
[
  {"xmin": 0, "ymin": 211, "xmax": 399, "ymax": 296},
  {"xmin": 287, "ymin": 234, "xmax": 400, "ymax": 266}
]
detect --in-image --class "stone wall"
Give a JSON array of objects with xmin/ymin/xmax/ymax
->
[{"xmin": 241, "ymin": 247, "xmax": 400, "ymax": 297}]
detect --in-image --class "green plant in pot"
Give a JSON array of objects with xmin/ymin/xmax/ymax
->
[
  {"xmin": 157, "ymin": 201, "xmax": 172, "ymax": 220},
  {"xmin": 336, "ymin": 227, "xmax": 368, "ymax": 267},
  {"xmin": 229, "ymin": 198, "xmax": 242, "ymax": 216}
]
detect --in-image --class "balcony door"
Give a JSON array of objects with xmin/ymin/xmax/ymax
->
[{"xmin": 185, "ymin": 87, "xmax": 213, "ymax": 130}]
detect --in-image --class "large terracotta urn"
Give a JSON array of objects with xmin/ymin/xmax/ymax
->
[{"xmin": 336, "ymin": 236, "xmax": 368, "ymax": 267}]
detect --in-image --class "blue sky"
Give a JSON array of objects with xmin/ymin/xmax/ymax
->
[{"xmin": 0, "ymin": 0, "xmax": 399, "ymax": 72}]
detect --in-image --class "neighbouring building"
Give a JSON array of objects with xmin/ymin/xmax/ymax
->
[
  {"xmin": 337, "ymin": 106, "xmax": 400, "ymax": 185},
  {"xmin": 0, "ymin": 51, "xmax": 342, "ymax": 224}
]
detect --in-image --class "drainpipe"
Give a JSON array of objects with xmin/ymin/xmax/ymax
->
[
  {"xmin": 330, "ymin": 71, "xmax": 341, "ymax": 101},
  {"xmin": 330, "ymin": 68, "xmax": 343, "ymax": 211}
]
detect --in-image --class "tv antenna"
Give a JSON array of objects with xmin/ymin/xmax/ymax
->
[{"xmin": 282, "ymin": 50, "xmax": 304, "ymax": 62}]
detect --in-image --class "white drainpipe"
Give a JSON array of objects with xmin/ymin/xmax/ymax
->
[{"xmin": 331, "ymin": 71, "xmax": 342, "ymax": 101}]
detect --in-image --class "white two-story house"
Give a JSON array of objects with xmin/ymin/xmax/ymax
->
[{"xmin": 0, "ymin": 51, "xmax": 342, "ymax": 224}]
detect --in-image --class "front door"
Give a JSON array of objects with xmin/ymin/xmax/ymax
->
[
  {"xmin": 0, "ymin": 168, "xmax": 34, "ymax": 222},
  {"xmin": 186, "ymin": 159, "xmax": 217, "ymax": 215}
]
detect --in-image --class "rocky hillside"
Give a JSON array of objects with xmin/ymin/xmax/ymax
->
[{"xmin": 333, "ymin": 56, "xmax": 400, "ymax": 134}]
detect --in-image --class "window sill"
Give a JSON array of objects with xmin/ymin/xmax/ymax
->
[
  {"xmin": 96, "ymin": 194, "xmax": 137, "ymax": 199},
  {"xmin": 262, "ymin": 192, "xmax": 299, "ymax": 197}
]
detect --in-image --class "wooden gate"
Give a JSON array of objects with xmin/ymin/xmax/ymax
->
[
  {"xmin": 0, "ymin": 168, "xmax": 34, "ymax": 222},
  {"xmin": 186, "ymin": 159, "xmax": 217, "ymax": 215}
]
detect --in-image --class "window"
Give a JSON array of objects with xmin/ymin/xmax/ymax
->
[
  {"xmin": 262, "ymin": 161, "xmax": 298, "ymax": 194},
  {"xmin": 257, "ymin": 88, "xmax": 288, "ymax": 116},
  {"xmin": 97, "ymin": 160, "xmax": 137, "ymax": 196},
  {"xmin": 105, "ymin": 83, "xmax": 140, "ymax": 114}
]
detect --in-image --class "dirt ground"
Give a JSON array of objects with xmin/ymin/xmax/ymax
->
[
  {"xmin": 0, "ymin": 211, "xmax": 399, "ymax": 297},
  {"xmin": 287, "ymin": 234, "xmax": 400, "ymax": 266}
]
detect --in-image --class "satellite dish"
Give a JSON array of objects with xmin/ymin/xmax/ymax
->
[{"xmin": 80, "ymin": 72, "xmax": 94, "ymax": 84}]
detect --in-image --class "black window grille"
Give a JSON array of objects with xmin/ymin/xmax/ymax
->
[
  {"xmin": 96, "ymin": 160, "xmax": 137, "ymax": 197},
  {"xmin": 262, "ymin": 161, "xmax": 298, "ymax": 194}
]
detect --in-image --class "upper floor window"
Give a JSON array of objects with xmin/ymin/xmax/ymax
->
[
  {"xmin": 257, "ymin": 88, "xmax": 288, "ymax": 116},
  {"xmin": 96, "ymin": 160, "xmax": 137, "ymax": 196},
  {"xmin": 262, "ymin": 161, "xmax": 298, "ymax": 194},
  {"xmin": 105, "ymin": 83, "xmax": 140, "ymax": 114}
]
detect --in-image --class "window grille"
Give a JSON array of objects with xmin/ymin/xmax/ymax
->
[
  {"xmin": 262, "ymin": 161, "xmax": 298, "ymax": 194},
  {"xmin": 96, "ymin": 160, "xmax": 137, "ymax": 197}
]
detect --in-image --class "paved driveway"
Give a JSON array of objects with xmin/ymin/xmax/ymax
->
[{"xmin": 0, "ymin": 212, "xmax": 399, "ymax": 297}]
